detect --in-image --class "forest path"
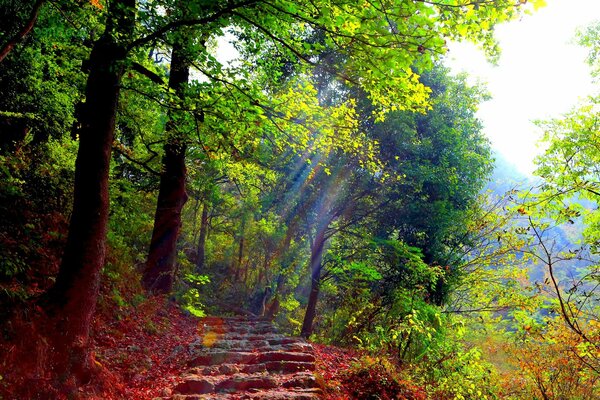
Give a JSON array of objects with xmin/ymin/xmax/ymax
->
[{"xmin": 162, "ymin": 316, "xmax": 322, "ymax": 400}]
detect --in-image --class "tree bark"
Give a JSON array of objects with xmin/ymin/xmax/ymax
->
[
  {"xmin": 0, "ymin": 0, "xmax": 44, "ymax": 63},
  {"xmin": 233, "ymin": 232, "xmax": 245, "ymax": 282},
  {"xmin": 142, "ymin": 37, "xmax": 191, "ymax": 294},
  {"xmin": 195, "ymin": 202, "xmax": 209, "ymax": 272},
  {"xmin": 300, "ymin": 230, "xmax": 326, "ymax": 338},
  {"xmin": 43, "ymin": 0, "xmax": 135, "ymax": 382}
]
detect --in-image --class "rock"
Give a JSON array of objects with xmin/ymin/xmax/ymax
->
[
  {"xmin": 163, "ymin": 317, "xmax": 319, "ymax": 400},
  {"xmin": 245, "ymin": 389, "xmax": 321, "ymax": 400},
  {"xmin": 263, "ymin": 361, "xmax": 315, "ymax": 373},
  {"xmin": 257, "ymin": 351, "xmax": 315, "ymax": 364},
  {"xmin": 218, "ymin": 364, "xmax": 240, "ymax": 374},
  {"xmin": 189, "ymin": 351, "xmax": 258, "ymax": 366},
  {"xmin": 171, "ymin": 394, "xmax": 206, "ymax": 400},
  {"xmin": 239, "ymin": 363, "xmax": 268, "ymax": 374},
  {"xmin": 216, "ymin": 375, "xmax": 277, "ymax": 392},
  {"xmin": 282, "ymin": 373, "xmax": 319, "ymax": 389},
  {"xmin": 173, "ymin": 377, "xmax": 215, "ymax": 394},
  {"xmin": 267, "ymin": 338, "xmax": 300, "ymax": 346},
  {"xmin": 199, "ymin": 366, "xmax": 220, "ymax": 376},
  {"xmin": 282, "ymin": 343, "xmax": 313, "ymax": 352}
]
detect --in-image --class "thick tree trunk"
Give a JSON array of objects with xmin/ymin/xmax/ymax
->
[
  {"xmin": 195, "ymin": 202, "xmax": 209, "ymax": 272},
  {"xmin": 43, "ymin": 0, "xmax": 134, "ymax": 382},
  {"xmin": 142, "ymin": 140, "xmax": 188, "ymax": 292},
  {"xmin": 300, "ymin": 231, "xmax": 326, "ymax": 338},
  {"xmin": 142, "ymin": 38, "xmax": 191, "ymax": 294}
]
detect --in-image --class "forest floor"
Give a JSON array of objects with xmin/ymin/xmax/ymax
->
[
  {"xmin": 0, "ymin": 299, "xmax": 377, "ymax": 400},
  {"xmin": 87, "ymin": 303, "xmax": 368, "ymax": 399}
]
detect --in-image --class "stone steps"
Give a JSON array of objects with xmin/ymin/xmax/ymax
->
[
  {"xmin": 194, "ymin": 360, "xmax": 315, "ymax": 376},
  {"xmin": 159, "ymin": 316, "xmax": 321, "ymax": 400},
  {"xmin": 171, "ymin": 388, "xmax": 322, "ymax": 400}
]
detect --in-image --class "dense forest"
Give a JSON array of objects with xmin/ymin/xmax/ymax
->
[{"xmin": 0, "ymin": 0, "xmax": 598, "ymax": 399}]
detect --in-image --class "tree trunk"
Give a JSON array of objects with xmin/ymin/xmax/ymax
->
[
  {"xmin": 265, "ymin": 219, "xmax": 298, "ymax": 320},
  {"xmin": 258, "ymin": 254, "xmax": 270, "ymax": 287},
  {"xmin": 233, "ymin": 234, "xmax": 245, "ymax": 282},
  {"xmin": 300, "ymin": 231, "xmax": 326, "ymax": 338},
  {"xmin": 242, "ymin": 259, "xmax": 250, "ymax": 285},
  {"xmin": 265, "ymin": 293, "xmax": 280, "ymax": 320},
  {"xmin": 195, "ymin": 202, "xmax": 209, "ymax": 272},
  {"xmin": 142, "ymin": 37, "xmax": 191, "ymax": 294},
  {"xmin": 43, "ymin": 0, "xmax": 134, "ymax": 382}
]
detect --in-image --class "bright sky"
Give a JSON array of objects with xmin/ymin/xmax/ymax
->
[{"xmin": 445, "ymin": 0, "xmax": 600, "ymax": 175}]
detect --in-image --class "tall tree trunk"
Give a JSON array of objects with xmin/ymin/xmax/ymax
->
[
  {"xmin": 142, "ymin": 37, "xmax": 191, "ymax": 293},
  {"xmin": 195, "ymin": 202, "xmax": 209, "ymax": 272},
  {"xmin": 43, "ymin": 0, "xmax": 135, "ymax": 382},
  {"xmin": 301, "ymin": 231, "xmax": 326, "ymax": 338}
]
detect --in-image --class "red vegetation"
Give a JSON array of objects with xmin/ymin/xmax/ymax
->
[
  {"xmin": 314, "ymin": 344, "xmax": 426, "ymax": 400},
  {"xmin": 314, "ymin": 343, "xmax": 359, "ymax": 398},
  {"xmin": 0, "ymin": 299, "xmax": 199, "ymax": 399},
  {"xmin": 91, "ymin": 299, "xmax": 199, "ymax": 399},
  {"xmin": 2, "ymin": 295, "xmax": 426, "ymax": 399}
]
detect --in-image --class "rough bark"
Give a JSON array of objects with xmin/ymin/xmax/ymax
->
[
  {"xmin": 300, "ymin": 231, "xmax": 326, "ymax": 338},
  {"xmin": 43, "ymin": 0, "xmax": 135, "ymax": 382},
  {"xmin": 195, "ymin": 202, "xmax": 209, "ymax": 273},
  {"xmin": 142, "ymin": 37, "xmax": 191, "ymax": 294}
]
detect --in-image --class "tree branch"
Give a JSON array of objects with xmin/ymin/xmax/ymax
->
[
  {"xmin": 0, "ymin": 0, "xmax": 45, "ymax": 63},
  {"xmin": 113, "ymin": 144, "xmax": 161, "ymax": 176},
  {"xmin": 130, "ymin": 62, "xmax": 165, "ymax": 85},
  {"xmin": 127, "ymin": 0, "xmax": 260, "ymax": 51}
]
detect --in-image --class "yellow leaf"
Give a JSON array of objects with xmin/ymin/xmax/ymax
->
[{"xmin": 532, "ymin": 0, "xmax": 547, "ymax": 11}]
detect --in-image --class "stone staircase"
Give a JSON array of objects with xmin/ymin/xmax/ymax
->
[{"xmin": 165, "ymin": 316, "xmax": 322, "ymax": 400}]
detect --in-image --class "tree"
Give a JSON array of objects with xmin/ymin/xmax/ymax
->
[
  {"xmin": 142, "ymin": 28, "xmax": 196, "ymax": 294},
  {"xmin": 137, "ymin": 0, "xmax": 531, "ymax": 298},
  {"xmin": 309, "ymin": 66, "xmax": 495, "ymax": 345},
  {"xmin": 296, "ymin": 157, "xmax": 376, "ymax": 337},
  {"xmin": 370, "ymin": 66, "xmax": 494, "ymax": 305},
  {"xmin": 35, "ymin": 0, "xmax": 527, "ymax": 382},
  {"xmin": 43, "ymin": 0, "xmax": 136, "ymax": 381}
]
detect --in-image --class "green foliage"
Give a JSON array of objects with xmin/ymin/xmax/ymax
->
[
  {"xmin": 419, "ymin": 343, "xmax": 499, "ymax": 400},
  {"xmin": 441, "ymin": 24, "xmax": 600, "ymax": 396},
  {"xmin": 0, "ymin": 3, "xmax": 94, "ymax": 142},
  {"xmin": 0, "ymin": 140, "xmax": 73, "ymax": 312},
  {"xmin": 0, "ymin": 0, "xmax": 546, "ymax": 395},
  {"xmin": 178, "ymin": 272, "xmax": 210, "ymax": 318}
]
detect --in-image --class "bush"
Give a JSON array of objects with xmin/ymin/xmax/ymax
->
[{"xmin": 340, "ymin": 356, "xmax": 426, "ymax": 400}]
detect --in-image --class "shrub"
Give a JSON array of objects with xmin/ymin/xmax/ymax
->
[{"xmin": 340, "ymin": 356, "xmax": 426, "ymax": 400}]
